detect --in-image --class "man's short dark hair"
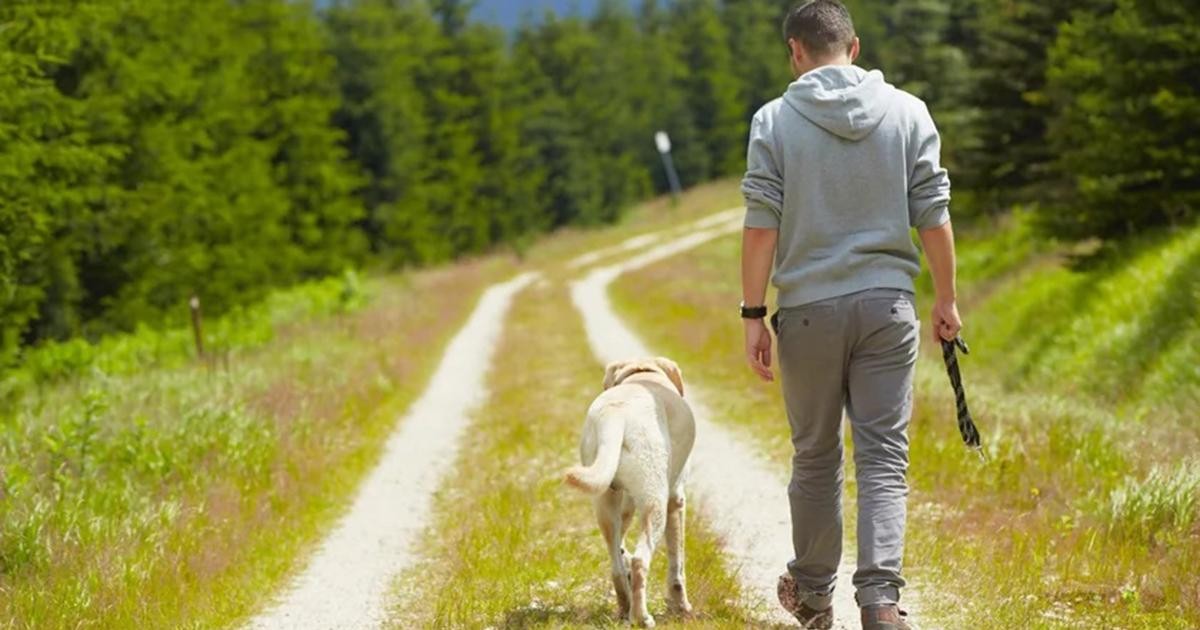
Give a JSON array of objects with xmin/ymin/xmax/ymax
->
[{"xmin": 782, "ymin": 0, "xmax": 856, "ymax": 58}]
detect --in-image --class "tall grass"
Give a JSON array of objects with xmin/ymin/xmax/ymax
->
[
  {"xmin": 3, "ymin": 270, "xmax": 366, "ymax": 396},
  {"xmin": 945, "ymin": 213, "xmax": 1200, "ymax": 420},
  {"xmin": 1109, "ymin": 462, "xmax": 1200, "ymax": 544}
]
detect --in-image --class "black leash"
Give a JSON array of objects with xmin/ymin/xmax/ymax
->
[{"xmin": 940, "ymin": 336, "xmax": 987, "ymax": 462}]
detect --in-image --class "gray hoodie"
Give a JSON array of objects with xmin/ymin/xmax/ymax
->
[{"xmin": 742, "ymin": 64, "xmax": 950, "ymax": 308}]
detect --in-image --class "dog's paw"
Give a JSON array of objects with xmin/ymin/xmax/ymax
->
[
  {"xmin": 667, "ymin": 583, "xmax": 692, "ymax": 612},
  {"xmin": 668, "ymin": 600, "xmax": 693, "ymax": 617}
]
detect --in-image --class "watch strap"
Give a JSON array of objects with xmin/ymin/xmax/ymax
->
[{"xmin": 740, "ymin": 302, "xmax": 768, "ymax": 319}]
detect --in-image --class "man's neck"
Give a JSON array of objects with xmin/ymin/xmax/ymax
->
[{"xmin": 794, "ymin": 56, "xmax": 854, "ymax": 79}]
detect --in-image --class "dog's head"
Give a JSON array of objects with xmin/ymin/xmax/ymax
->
[{"xmin": 602, "ymin": 357, "xmax": 685, "ymax": 397}]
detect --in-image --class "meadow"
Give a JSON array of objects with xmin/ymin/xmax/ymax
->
[{"xmin": 0, "ymin": 260, "xmax": 512, "ymax": 627}]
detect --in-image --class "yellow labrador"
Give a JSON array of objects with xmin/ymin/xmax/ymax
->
[{"xmin": 564, "ymin": 357, "xmax": 695, "ymax": 627}]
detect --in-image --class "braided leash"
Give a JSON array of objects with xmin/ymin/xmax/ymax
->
[{"xmin": 940, "ymin": 336, "xmax": 987, "ymax": 462}]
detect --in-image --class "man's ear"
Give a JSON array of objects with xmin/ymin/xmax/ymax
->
[
  {"xmin": 603, "ymin": 361, "xmax": 626, "ymax": 390},
  {"xmin": 653, "ymin": 357, "xmax": 685, "ymax": 398},
  {"xmin": 788, "ymin": 37, "xmax": 803, "ymax": 65},
  {"xmin": 848, "ymin": 36, "xmax": 861, "ymax": 63}
]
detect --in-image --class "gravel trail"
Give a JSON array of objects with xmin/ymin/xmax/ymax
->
[{"xmin": 247, "ymin": 271, "xmax": 538, "ymax": 630}]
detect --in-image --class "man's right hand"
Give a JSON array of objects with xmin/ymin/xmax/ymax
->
[
  {"xmin": 931, "ymin": 299, "xmax": 962, "ymax": 342},
  {"xmin": 744, "ymin": 318, "xmax": 775, "ymax": 382}
]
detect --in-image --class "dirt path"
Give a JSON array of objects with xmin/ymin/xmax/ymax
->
[
  {"xmin": 247, "ymin": 272, "xmax": 538, "ymax": 630},
  {"xmin": 568, "ymin": 214, "xmax": 864, "ymax": 628},
  {"xmin": 566, "ymin": 206, "xmax": 745, "ymax": 270}
]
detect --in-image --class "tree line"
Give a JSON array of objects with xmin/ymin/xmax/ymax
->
[
  {"xmin": 865, "ymin": 0, "xmax": 1198, "ymax": 241},
  {"xmin": 1, "ymin": 0, "xmax": 1195, "ymax": 362}
]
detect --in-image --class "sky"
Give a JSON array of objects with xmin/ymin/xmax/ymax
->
[
  {"xmin": 469, "ymin": 0, "xmax": 602, "ymax": 29},
  {"xmin": 313, "ymin": 0, "xmax": 606, "ymax": 30}
]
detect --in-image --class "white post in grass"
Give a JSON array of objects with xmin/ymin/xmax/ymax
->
[
  {"xmin": 655, "ymin": 130, "xmax": 682, "ymax": 204},
  {"xmin": 189, "ymin": 295, "xmax": 204, "ymax": 359}
]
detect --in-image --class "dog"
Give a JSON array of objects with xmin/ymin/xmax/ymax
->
[{"xmin": 563, "ymin": 357, "xmax": 696, "ymax": 627}]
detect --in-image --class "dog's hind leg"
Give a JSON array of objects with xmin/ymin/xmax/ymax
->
[
  {"xmin": 629, "ymin": 498, "xmax": 666, "ymax": 628},
  {"xmin": 665, "ymin": 490, "xmax": 693, "ymax": 615},
  {"xmin": 596, "ymin": 490, "xmax": 632, "ymax": 622}
]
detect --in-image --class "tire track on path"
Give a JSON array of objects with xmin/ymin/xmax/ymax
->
[{"xmin": 247, "ymin": 272, "xmax": 538, "ymax": 630}]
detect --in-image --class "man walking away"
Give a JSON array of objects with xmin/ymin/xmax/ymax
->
[{"xmin": 738, "ymin": 1, "xmax": 961, "ymax": 629}]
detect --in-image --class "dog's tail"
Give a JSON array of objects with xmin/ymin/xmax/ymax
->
[{"xmin": 564, "ymin": 415, "xmax": 623, "ymax": 494}]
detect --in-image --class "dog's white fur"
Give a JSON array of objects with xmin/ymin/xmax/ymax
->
[{"xmin": 564, "ymin": 357, "xmax": 696, "ymax": 627}]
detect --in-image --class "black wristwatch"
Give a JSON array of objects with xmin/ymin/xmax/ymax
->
[{"xmin": 740, "ymin": 301, "xmax": 768, "ymax": 319}]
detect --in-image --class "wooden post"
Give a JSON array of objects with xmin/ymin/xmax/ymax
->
[{"xmin": 189, "ymin": 295, "xmax": 205, "ymax": 359}]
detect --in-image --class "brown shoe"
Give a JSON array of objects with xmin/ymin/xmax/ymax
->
[
  {"xmin": 776, "ymin": 573, "xmax": 833, "ymax": 629},
  {"xmin": 861, "ymin": 604, "xmax": 912, "ymax": 630}
]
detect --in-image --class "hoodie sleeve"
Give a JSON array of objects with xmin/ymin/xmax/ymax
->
[
  {"xmin": 908, "ymin": 103, "xmax": 951, "ymax": 230},
  {"xmin": 742, "ymin": 108, "xmax": 784, "ymax": 229}
]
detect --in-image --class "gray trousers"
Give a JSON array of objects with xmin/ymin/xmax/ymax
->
[{"xmin": 771, "ymin": 287, "xmax": 918, "ymax": 609}]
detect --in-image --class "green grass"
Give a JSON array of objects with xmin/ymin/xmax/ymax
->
[
  {"xmin": 386, "ymin": 280, "xmax": 759, "ymax": 629},
  {"xmin": 608, "ymin": 195, "xmax": 1200, "ymax": 628},
  {"xmin": 0, "ymin": 259, "xmax": 511, "ymax": 628},
  {"xmin": 942, "ymin": 214, "xmax": 1200, "ymax": 421}
]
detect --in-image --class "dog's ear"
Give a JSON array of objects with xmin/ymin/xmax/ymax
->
[
  {"xmin": 653, "ymin": 357, "xmax": 684, "ymax": 397},
  {"xmin": 602, "ymin": 360, "xmax": 627, "ymax": 390}
]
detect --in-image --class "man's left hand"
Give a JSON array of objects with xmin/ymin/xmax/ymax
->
[{"xmin": 744, "ymin": 318, "xmax": 775, "ymax": 382}]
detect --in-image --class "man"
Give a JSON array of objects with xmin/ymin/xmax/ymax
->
[{"xmin": 738, "ymin": 2, "xmax": 961, "ymax": 629}]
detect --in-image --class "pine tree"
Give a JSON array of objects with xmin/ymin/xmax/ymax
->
[
  {"xmin": 840, "ymin": 0, "xmax": 889, "ymax": 70},
  {"xmin": 1044, "ymin": 0, "xmax": 1199, "ymax": 238},
  {"xmin": 878, "ymin": 0, "xmax": 976, "ymax": 172},
  {"xmin": 511, "ymin": 14, "xmax": 610, "ymax": 226},
  {"xmin": 959, "ymin": 0, "xmax": 1109, "ymax": 209},
  {"xmin": 635, "ymin": 0, "xmax": 706, "ymax": 192},
  {"xmin": 0, "ymin": 2, "xmax": 112, "ymax": 354},
  {"xmin": 723, "ymin": 0, "xmax": 792, "ymax": 123},
  {"xmin": 237, "ymin": 0, "xmax": 366, "ymax": 278},
  {"xmin": 72, "ymin": 0, "xmax": 301, "ymax": 330},
  {"xmin": 668, "ymin": 0, "xmax": 746, "ymax": 178},
  {"xmin": 326, "ymin": 0, "xmax": 441, "ymax": 262}
]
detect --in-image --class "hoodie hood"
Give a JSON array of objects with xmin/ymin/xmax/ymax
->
[{"xmin": 784, "ymin": 65, "xmax": 895, "ymax": 141}]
